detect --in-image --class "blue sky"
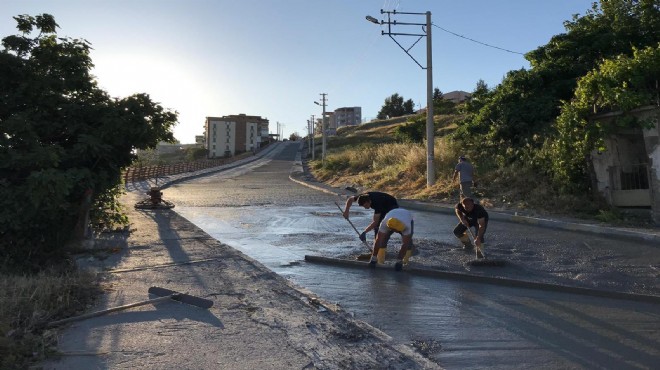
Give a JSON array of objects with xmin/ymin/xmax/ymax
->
[{"xmin": 1, "ymin": 0, "xmax": 596, "ymax": 143}]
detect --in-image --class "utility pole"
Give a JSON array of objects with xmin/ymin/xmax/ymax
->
[
  {"xmin": 314, "ymin": 93, "xmax": 328, "ymax": 162},
  {"xmin": 307, "ymin": 119, "xmax": 311, "ymax": 155},
  {"xmin": 366, "ymin": 10, "xmax": 435, "ymax": 187},
  {"xmin": 321, "ymin": 93, "xmax": 327, "ymax": 162},
  {"xmin": 311, "ymin": 114, "xmax": 315, "ymax": 160}
]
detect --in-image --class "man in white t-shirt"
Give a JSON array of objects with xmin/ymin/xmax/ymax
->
[{"xmin": 369, "ymin": 208, "xmax": 414, "ymax": 271}]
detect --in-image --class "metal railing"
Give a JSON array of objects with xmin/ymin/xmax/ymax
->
[
  {"xmin": 123, "ymin": 145, "xmax": 267, "ymax": 184},
  {"xmin": 609, "ymin": 164, "xmax": 650, "ymax": 190}
]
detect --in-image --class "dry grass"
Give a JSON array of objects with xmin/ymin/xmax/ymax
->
[
  {"xmin": 0, "ymin": 269, "xmax": 100, "ymax": 369},
  {"xmin": 310, "ymin": 114, "xmax": 623, "ymax": 221}
]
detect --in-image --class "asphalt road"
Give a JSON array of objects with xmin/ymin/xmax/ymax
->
[{"xmin": 164, "ymin": 142, "xmax": 660, "ymax": 369}]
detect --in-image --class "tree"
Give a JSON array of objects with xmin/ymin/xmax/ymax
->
[
  {"xmin": 551, "ymin": 44, "xmax": 660, "ymax": 192},
  {"xmin": 377, "ymin": 93, "xmax": 415, "ymax": 119},
  {"xmin": 289, "ymin": 132, "xmax": 301, "ymax": 141},
  {"xmin": 432, "ymin": 87, "xmax": 457, "ymax": 114},
  {"xmin": 453, "ymin": 0, "xmax": 660, "ymax": 166},
  {"xmin": 433, "ymin": 88, "xmax": 443, "ymax": 102},
  {"xmin": 393, "ymin": 117, "xmax": 425, "ymax": 143},
  {"xmin": 0, "ymin": 14, "xmax": 177, "ymax": 268}
]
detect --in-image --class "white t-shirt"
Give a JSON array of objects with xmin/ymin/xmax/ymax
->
[{"xmin": 379, "ymin": 208, "xmax": 413, "ymax": 235}]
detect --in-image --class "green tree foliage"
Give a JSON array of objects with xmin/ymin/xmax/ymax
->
[
  {"xmin": 552, "ymin": 44, "xmax": 660, "ymax": 192},
  {"xmin": 393, "ymin": 116, "xmax": 426, "ymax": 143},
  {"xmin": 458, "ymin": 79, "xmax": 490, "ymax": 115},
  {"xmin": 185, "ymin": 147, "xmax": 209, "ymax": 161},
  {"xmin": 453, "ymin": 0, "xmax": 660, "ymax": 171},
  {"xmin": 0, "ymin": 14, "xmax": 177, "ymax": 268},
  {"xmin": 432, "ymin": 87, "xmax": 457, "ymax": 114},
  {"xmin": 377, "ymin": 93, "xmax": 415, "ymax": 119}
]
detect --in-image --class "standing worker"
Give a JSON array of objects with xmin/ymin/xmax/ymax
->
[
  {"xmin": 343, "ymin": 192, "xmax": 398, "ymax": 242},
  {"xmin": 453, "ymin": 197, "xmax": 489, "ymax": 259},
  {"xmin": 452, "ymin": 155, "xmax": 475, "ymax": 199},
  {"xmin": 370, "ymin": 208, "xmax": 414, "ymax": 271}
]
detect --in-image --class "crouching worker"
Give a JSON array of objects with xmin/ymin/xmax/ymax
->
[
  {"xmin": 454, "ymin": 197, "xmax": 489, "ymax": 259},
  {"xmin": 370, "ymin": 208, "xmax": 414, "ymax": 271}
]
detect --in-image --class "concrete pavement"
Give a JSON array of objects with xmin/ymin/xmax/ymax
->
[{"xmin": 44, "ymin": 141, "xmax": 658, "ymax": 369}]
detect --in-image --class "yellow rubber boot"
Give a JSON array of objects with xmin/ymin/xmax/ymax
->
[
  {"xmin": 377, "ymin": 248, "xmax": 386, "ymax": 264},
  {"xmin": 403, "ymin": 249, "xmax": 413, "ymax": 265}
]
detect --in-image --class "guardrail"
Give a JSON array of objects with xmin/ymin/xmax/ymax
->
[{"xmin": 123, "ymin": 148, "xmax": 260, "ymax": 184}]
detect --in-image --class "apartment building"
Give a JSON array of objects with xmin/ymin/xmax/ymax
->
[
  {"xmin": 205, "ymin": 114, "xmax": 269, "ymax": 158},
  {"xmin": 333, "ymin": 107, "xmax": 361, "ymax": 133}
]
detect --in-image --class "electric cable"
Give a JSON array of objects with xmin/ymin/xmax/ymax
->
[{"xmin": 432, "ymin": 23, "xmax": 525, "ymax": 55}]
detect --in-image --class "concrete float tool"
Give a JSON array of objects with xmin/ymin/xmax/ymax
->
[
  {"xmin": 465, "ymin": 228, "xmax": 506, "ymax": 267},
  {"xmin": 333, "ymin": 201, "xmax": 373, "ymax": 260},
  {"xmin": 47, "ymin": 286, "xmax": 213, "ymax": 327}
]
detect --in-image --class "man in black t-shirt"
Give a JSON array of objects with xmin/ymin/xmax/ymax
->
[
  {"xmin": 343, "ymin": 191, "xmax": 398, "ymax": 241},
  {"xmin": 454, "ymin": 197, "xmax": 489, "ymax": 259}
]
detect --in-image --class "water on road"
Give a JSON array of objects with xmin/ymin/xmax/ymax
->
[{"xmin": 164, "ymin": 142, "xmax": 660, "ymax": 369}]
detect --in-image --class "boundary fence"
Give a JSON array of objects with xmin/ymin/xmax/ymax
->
[{"xmin": 123, "ymin": 149, "xmax": 259, "ymax": 184}]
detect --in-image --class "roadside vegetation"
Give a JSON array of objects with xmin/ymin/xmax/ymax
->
[
  {"xmin": 312, "ymin": 0, "xmax": 659, "ymax": 223},
  {"xmin": 0, "ymin": 270, "xmax": 101, "ymax": 369},
  {"xmin": 311, "ymin": 113, "xmax": 608, "ymax": 218},
  {"xmin": 1, "ymin": 14, "xmax": 175, "ymax": 368}
]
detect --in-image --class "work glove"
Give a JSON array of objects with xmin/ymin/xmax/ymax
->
[{"xmin": 359, "ymin": 231, "xmax": 367, "ymax": 242}]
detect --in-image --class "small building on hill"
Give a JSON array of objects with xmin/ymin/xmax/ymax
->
[
  {"xmin": 589, "ymin": 105, "xmax": 659, "ymax": 223},
  {"xmin": 442, "ymin": 90, "xmax": 470, "ymax": 103}
]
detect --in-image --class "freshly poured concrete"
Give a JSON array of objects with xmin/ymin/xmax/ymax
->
[{"xmin": 163, "ymin": 142, "xmax": 660, "ymax": 369}]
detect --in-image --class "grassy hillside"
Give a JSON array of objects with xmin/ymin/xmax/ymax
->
[{"xmin": 308, "ymin": 114, "xmax": 626, "ymax": 222}]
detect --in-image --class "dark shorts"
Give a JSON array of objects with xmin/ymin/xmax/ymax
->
[{"xmin": 453, "ymin": 220, "xmax": 487, "ymax": 242}]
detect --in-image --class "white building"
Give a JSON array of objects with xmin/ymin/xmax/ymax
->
[{"xmin": 205, "ymin": 114, "xmax": 269, "ymax": 157}]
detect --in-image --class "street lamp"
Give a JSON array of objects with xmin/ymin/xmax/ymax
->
[
  {"xmin": 365, "ymin": 15, "xmax": 380, "ymax": 24},
  {"xmin": 366, "ymin": 10, "xmax": 435, "ymax": 187}
]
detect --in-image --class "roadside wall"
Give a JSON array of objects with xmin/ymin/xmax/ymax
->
[{"xmin": 590, "ymin": 106, "xmax": 659, "ymax": 223}]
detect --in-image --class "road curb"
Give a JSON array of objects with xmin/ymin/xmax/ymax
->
[
  {"xmin": 398, "ymin": 200, "xmax": 660, "ymax": 245},
  {"xmin": 287, "ymin": 162, "xmax": 660, "ymax": 246}
]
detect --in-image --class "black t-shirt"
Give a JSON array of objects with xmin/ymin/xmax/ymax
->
[
  {"xmin": 455, "ymin": 203, "xmax": 489, "ymax": 225},
  {"xmin": 368, "ymin": 192, "xmax": 399, "ymax": 217}
]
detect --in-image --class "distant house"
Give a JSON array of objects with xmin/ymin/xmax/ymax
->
[
  {"xmin": 415, "ymin": 91, "xmax": 471, "ymax": 115},
  {"xmin": 332, "ymin": 107, "xmax": 362, "ymax": 134},
  {"xmin": 442, "ymin": 90, "xmax": 470, "ymax": 103},
  {"xmin": 205, "ymin": 114, "xmax": 269, "ymax": 158},
  {"xmin": 195, "ymin": 135, "xmax": 205, "ymax": 146},
  {"xmin": 589, "ymin": 105, "xmax": 659, "ymax": 223}
]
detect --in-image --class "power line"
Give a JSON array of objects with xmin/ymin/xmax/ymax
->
[{"xmin": 431, "ymin": 23, "xmax": 525, "ymax": 55}]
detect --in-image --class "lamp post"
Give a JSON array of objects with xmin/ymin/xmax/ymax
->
[{"xmin": 366, "ymin": 10, "xmax": 435, "ymax": 187}]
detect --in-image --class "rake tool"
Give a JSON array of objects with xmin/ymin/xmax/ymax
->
[
  {"xmin": 47, "ymin": 286, "xmax": 213, "ymax": 327},
  {"xmin": 466, "ymin": 228, "xmax": 506, "ymax": 267},
  {"xmin": 334, "ymin": 201, "xmax": 373, "ymax": 260}
]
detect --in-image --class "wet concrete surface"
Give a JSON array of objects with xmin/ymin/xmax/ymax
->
[{"xmin": 162, "ymin": 142, "xmax": 660, "ymax": 369}]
